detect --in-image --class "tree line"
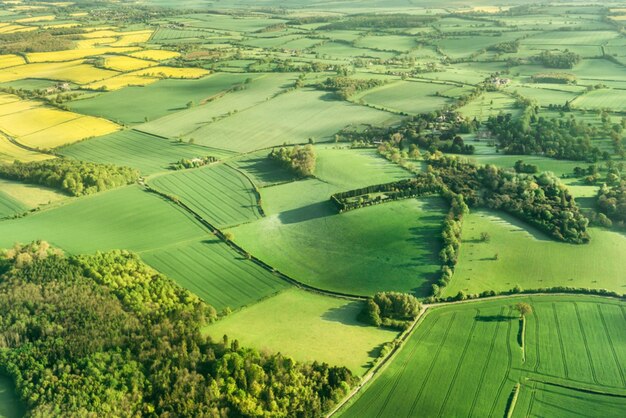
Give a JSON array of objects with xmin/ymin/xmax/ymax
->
[
  {"xmin": 269, "ymin": 144, "xmax": 316, "ymax": 177},
  {"xmin": 430, "ymin": 156, "xmax": 590, "ymax": 244},
  {"xmin": 318, "ymin": 76, "xmax": 385, "ymax": 100},
  {"xmin": 0, "ymin": 159, "xmax": 139, "ymax": 196},
  {"xmin": 0, "ymin": 242, "xmax": 354, "ymax": 417},
  {"xmin": 171, "ymin": 155, "xmax": 217, "ymax": 170}
]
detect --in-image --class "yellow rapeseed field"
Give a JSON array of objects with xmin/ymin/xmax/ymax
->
[
  {"xmin": 0, "ymin": 107, "xmax": 78, "ymax": 137},
  {"xmin": 27, "ymin": 47, "xmax": 140, "ymax": 63},
  {"xmin": 130, "ymin": 66, "xmax": 210, "ymax": 79},
  {"xmin": 15, "ymin": 14, "xmax": 55, "ymax": 23},
  {"xmin": 85, "ymin": 73, "xmax": 159, "ymax": 91},
  {"xmin": 103, "ymin": 55, "xmax": 157, "ymax": 72},
  {"xmin": 128, "ymin": 49, "xmax": 180, "ymax": 61},
  {"xmin": 0, "ymin": 61, "xmax": 119, "ymax": 84},
  {"xmin": 19, "ymin": 116, "xmax": 120, "ymax": 149},
  {"xmin": 0, "ymin": 24, "xmax": 36, "ymax": 34},
  {"xmin": 0, "ymin": 100, "xmax": 38, "ymax": 117},
  {"xmin": 107, "ymin": 30, "xmax": 153, "ymax": 47},
  {"xmin": 75, "ymin": 37, "xmax": 118, "ymax": 49},
  {"xmin": 0, "ymin": 134, "xmax": 53, "ymax": 163},
  {"xmin": 0, "ymin": 93, "xmax": 23, "ymax": 106}
]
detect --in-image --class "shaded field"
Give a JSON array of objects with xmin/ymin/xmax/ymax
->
[
  {"xmin": 0, "ymin": 190, "xmax": 26, "ymax": 219},
  {"xmin": 341, "ymin": 295, "xmax": 626, "ymax": 417},
  {"xmin": 0, "ymin": 375, "xmax": 24, "ymax": 418},
  {"xmin": 149, "ymin": 163, "xmax": 261, "ymax": 228},
  {"xmin": 206, "ymin": 288, "xmax": 399, "ymax": 375},
  {"xmin": 229, "ymin": 197, "xmax": 446, "ymax": 297},
  {"xmin": 443, "ymin": 210, "xmax": 626, "ymax": 297}
]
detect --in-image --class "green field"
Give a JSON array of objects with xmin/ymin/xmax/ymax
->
[
  {"xmin": 0, "ymin": 376, "xmax": 24, "ymax": 418},
  {"xmin": 341, "ymin": 295, "xmax": 626, "ymax": 417},
  {"xmin": 59, "ymin": 130, "xmax": 230, "ymax": 176},
  {"xmin": 206, "ymin": 288, "xmax": 399, "ymax": 375},
  {"xmin": 69, "ymin": 73, "xmax": 254, "ymax": 124},
  {"xmin": 0, "ymin": 190, "xmax": 26, "ymax": 218},
  {"xmin": 229, "ymin": 197, "xmax": 446, "ymax": 296},
  {"xmin": 140, "ymin": 239, "xmax": 288, "ymax": 310},
  {"xmin": 442, "ymin": 210, "xmax": 626, "ymax": 297},
  {"xmin": 170, "ymin": 89, "xmax": 399, "ymax": 153},
  {"xmin": 357, "ymin": 80, "xmax": 455, "ymax": 115},
  {"xmin": 149, "ymin": 163, "xmax": 262, "ymax": 227},
  {"xmin": 572, "ymin": 89, "xmax": 626, "ymax": 112},
  {"xmin": 458, "ymin": 92, "xmax": 521, "ymax": 121}
]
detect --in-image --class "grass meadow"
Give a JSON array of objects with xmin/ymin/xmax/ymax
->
[{"xmin": 206, "ymin": 288, "xmax": 399, "ymax": 375}]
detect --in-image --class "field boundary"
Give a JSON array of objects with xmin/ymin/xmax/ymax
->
[{"xmin": 141, "ymin": 181, "xmax": 367, "ymax": 302}]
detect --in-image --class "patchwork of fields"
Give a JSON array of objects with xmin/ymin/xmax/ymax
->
[{"xmin": 341, "ymin": 296, "xmax": 626, "ymax": 417}]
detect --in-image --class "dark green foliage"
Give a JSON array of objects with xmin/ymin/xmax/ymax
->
[
  {"xmin": 531, "ymin": 72, "xmax": 577, "ymax": 84},
  {"xmin": 330, "ymin": 175, "xmax": 440, "ymax": 212},
  {"xmin": 0, "ymin": 29, "xmax": 82, "ymax": 54},
  {"xmin": 318, "ymin": 77, "xmax": 384, "ymax": 100},
  {"xmin": 597, "ymin": 181, "xmax": 626, "ymax": 227},
  {"xmin": 337, "ymin": 110, "xmax": 476, "ymax": 155},
  {"xmin": 0, "ymin": 243, "xmax": 354, "ymax": 417},
  {"xmin": 514, "ymin": 160, "xmax": 539, "ymax": 174},
  {"xmin": 268, "ymin": 144, "xmax": 316, "ymax": 177},
  {"xmin": 170, "ymin": 156, "xmax": 217, "ymax": 170},
  {"xmin": 319, "ymin": 14, "xmax": 437, "ymax": 30},
  {"xmin": 488, "ymin": 40, "xmax": 519, "ymax": 53},
  {"xmin": 0, "ymin": 159, "xmax": 139, "ymax": 196},
  {"xmin": 534, "ymin": 50, "xmax": 581, "ymax": 69},
  {"xmin": 486, "ymin": 111, "xmax": 604, "ymax": 162},
  {"xmin": 360, "ymin": 292, "xmax": 421, "ymax": 330},
  {"xmin": 431, "ymin": 157, "xmax": 590, "ymax": 244}
]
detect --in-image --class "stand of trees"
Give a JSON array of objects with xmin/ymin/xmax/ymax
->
[
  {"xmin": 171, "ymin": 156, "xmax": 217, "ymax": 170},
  {"xmin": 318, "ymin": 14, "xmax": 437, "ymax": 30},
  {"xmin": 359, "ymin": 292, "xmax": 421, "ymax": 330},
  {"xmin": 268, "ymin": 144, "xmax": 316, "ymax": 177},
  {"xmin": 488, "ymin": 40, "xmax": 519, "ymax": 53},
  {"xmin": 485, "ymin": 110, "xmax": 606, "ymax": 162},
  {"xmin": 318, "ymin": 77, "xmax": 384, "ymax": 100},
  {"xmin": 336, "ymin": 110, "xmax": 477, "ymax": 155},
  {"xmin": 597, "ymin": 180, "xmax": 626, "ymax": 227},
  {"xmin": 0, "ymin": 160, "xmax": 139, "ymax": 196},
  {"xmin": 531, "ymin": 72, "xmax": 577, "ymax": 84},
  {"xmin": 0, "ymin": 28, "xmax": 82, "ymax": 54},
  {"xmin": 433, "ymin": 194, "xmax": 468, "ymax": 296},
  {"xmin": 430, "ymin": 156, "xmax": 590, "ymax": 244},
  {"xmin": 330, "ymin": 175, "xmax": 440, "ymax": 212},
  {"xmin": 534, "ymin": 50, "xmax": 581, "ymax": 69},
  {"xmin": 0, "ymin": 242, "xmax": 354, "ymax": 417}
]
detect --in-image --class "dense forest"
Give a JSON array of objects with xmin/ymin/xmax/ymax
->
[
  {"xmin": 0, "ymin": 159, "xmax": 139, "ymax": 196},
  {"xmin": 0, "ymin": 242, "xmax": 354, "ymax": 417},
  {"xmin": 430, "ymin": 156, "xmax": 590, "ymax": 244},
  {"xmin": 534, "ymin": 50, "xmax": 581, "ymax": 69},
  {"xmin": 597, "ymin": 180, "xmax": 626, "ymax": 227},
  {"xmin": 268, "ymin": 145, "xmax": 316, "ymax": 177}
]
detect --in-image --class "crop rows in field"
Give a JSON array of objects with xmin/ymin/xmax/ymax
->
[
  {"xmin": 59, "ymin": 130, "xmax": 230, "ymax": 175},
  {"xmin": 341, "ymin": 296, "xmax": 626, "ymax": 418},
  {"xmin": 140, "ymin": 239, "xmax": 288, "ymax": 310},
  {"xmin": 0, "ymin": 191, "xmax": 26, "ymax": 218},
  {"xmin": 149, "ymin": 163, "xmax": 261, "ymax": 228}
]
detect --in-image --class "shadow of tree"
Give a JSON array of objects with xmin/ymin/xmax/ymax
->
[{"xmin": 474, "ymin": 314, "xmax": 517, "ymax": 322}]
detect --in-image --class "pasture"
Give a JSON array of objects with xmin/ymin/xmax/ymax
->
[
  {"xmin": 206, "ymin": 288, "xmax": 399, "ymax": 375},
  {"xmin": 228, "ymin": 197, "xmax": 446, "ymax": 296},
  {"xmin": 149, "ymin": 163, "xmax": 262, "ymax": 228},
  {"xmin": 357, "ymin": 80, "xmax": 456, "ymax": 114},
  {"xmin": 443, "ymin": 210, "xmax": 626, "ymax": 297},
  {"xmin": 341, "ymin": 295, "xmax": 626, "ymax": 417}
]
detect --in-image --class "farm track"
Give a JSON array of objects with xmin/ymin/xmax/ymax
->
[
  {"xmin": 597, "ymin": 305, "xmax": 626, "ymax": 386},
  {"xmin": 573, "ymin": 303, "xmax": 600, "ymax": 385},
  {"xmin": 552, "ymin": 302, "xmax": 570, "ymax": 379}
]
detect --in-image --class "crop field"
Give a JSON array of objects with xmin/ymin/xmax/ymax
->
[
  {"xmin": 0, "ymin": 61, "xmax": 118, "ymax": 85},
  {"xmin": 207, "ymin": 289, "xmax": 399, "ymax": 375},
  {"xmin": 149, "ymin": 163, "xmax": 262, "ymax": 228},
  {"xmin": 174, "ymin": 89, "xmax": 399, "ymax": 152},
  {"xmin": 84, "ymin": 73, "xmax": 159, "ymax": 91},
  {"xmin": 137, "ymin": 73, "xmax": 297, "ymax": 137},
  {"xmin": 0, "ymin": 134, "xmax": 52, "ymax": 163},
  {"xmin": 229, "ymin": 197, "xmax": 446, "ymax": 296},
  {"xmin": 130, "ymin": 66, "xmax": 210, "ymax": 79},
  {"xmin": 443, "ymin": 211, "xmax": 626, "ymax": 297},
  {"xmin": 341, "ymin": 295, "xmax": 626, "ymax": 417},
  {"xmin": 357, "ymin": 80, "xmax": 456, "ymax": 114},
  {"xmin": 0, "ymin": 54, "xmax": 24, "ymax": 69},
  {"xmin": 0, "ymin": 190, "xmax": 26, "ymax": 219},
  {"xmin": 0, "ymin": 178, "xmax": 66, "ymax": 209},
  {"xmin": 102, "ymin": 55, "xmax": 158, "ymax": 72},
  {"xmin": 18, "ymin": 115, "xmax": 120, "ymax": 149},
  {"xmin": 69, "ymin": 73, "xmax": 256, "ymax": 124},
  {"xmin": 58, "ymin": 130, "xmax": 231, "ymax": 176},
  {"xmin": 507, "ymin": 85, "xmax": 582, "ymax": 107},
  {"xmin": 140, "ymin": 239, "xmax": 289, "ymax": 310},
  {"xmin": 571, "ymin": 89, "xmax": 626, "ymax": 112},
  {"xmin": 458, "ymin": 92, "xmax": 520, "ymax": 121},
  {"xmin": 25, "ymin": 47, "xmax": 140, "ymax": 63}
]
